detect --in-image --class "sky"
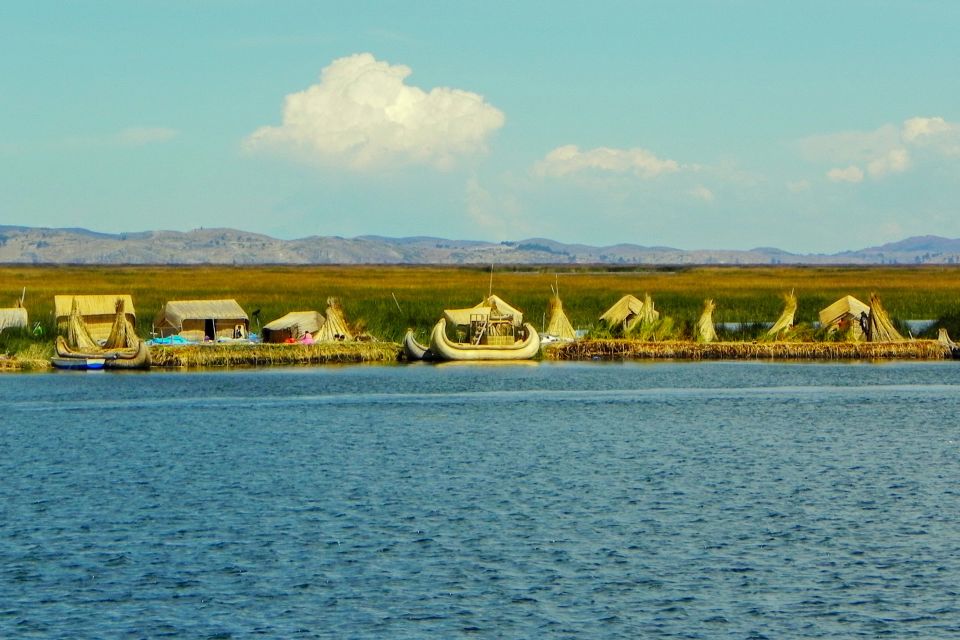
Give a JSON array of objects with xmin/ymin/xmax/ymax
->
[{"xmin": 1, "ymin": 1, "xmax": 959, "ymax": 253}]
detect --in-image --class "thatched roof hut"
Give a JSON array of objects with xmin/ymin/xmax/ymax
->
[
  {"xmin": 262, "ymin": 311, "xmax": 326, "ymax": 343},
  {"xmin": 444, "ymin": 294, "xmax": 524, "ymax": 329},
  {"xmin": 0, "ymin": 306, "xmax": 28, "ymax": 334},
  {"xmin": 600, "ymin": 294, "xmax": 659, "ymax": 333},
  {"xmin": 696, "ymin": 299, "xmax": 717, "ymax": 343},
  {"xmin": 545, "ymin": 295, "xmax": 576, "ymax": 340},
  {"xmin": 600, "ymin": 295, "xmax": 644, "ymax": 329},
  {"xmin": 55, "ymin": 294, "xmax": 136, "ymax": 342},
  {"xmin": 819, "ymin": 295, "xmax": 870, "ymax": 339},
  {"xmin": 316, "ymin": 298, "xmax": 353, "ymax": 342},
  {"xmin": 155, "ymin": 299, "xmax": 249, "ymax": 341}
]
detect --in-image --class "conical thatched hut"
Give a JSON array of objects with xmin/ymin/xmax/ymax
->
[
  {"xmin": 155, "ymin": 299, "xmax": 249, "ymax": 341},
  {"xmin": 55, "ymin": 294, "xmax": 136, "ymax": 342},
  {"xmin": 696, "ymin": 299, "xmax": 717, "ymax": 343},
  {"xmin": 0, "ymin": 302, "xmax": 27, "ymax": 334},
  {"xmin": 867, "ymin": 293, "xmax": 904, "ymax": 342},
  {"xmin": 767, "ymin": 290, "xmax": 797, "ymax": 339},
  {"xmin": 262, "ymin": 311, "xmax": 326, "ymax": 343},
  {"xmin": 317, "ymin": 298, "xmax": 353, "ymax": 342},
  {"xmin": 819, "ymin": 295, "xmax": 870, "ymax": 340},
  {"xmin": 545, "ymin": 294, "xmax": 576, "ymax": 340}
]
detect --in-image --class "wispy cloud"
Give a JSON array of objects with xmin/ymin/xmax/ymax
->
[
  {"xmin": 826, "ymin": 165, "xmax": 864, "ymax": 183},
  {"xmin": 690, "ymin": 185, "xmax": 715, "ymax": 202},
  {"xmin": 465, "ymin": 177, "xmax": 530, "ymax": 239},
  {"xmin": 245, "ymin": 53, "xmax": 505, "ymax": 170},
  {"xmin": 534, "ymin": 144, "xmax": 680, "ymax": 179},
  {"xmin": 800, "ymin": 116, "xmax": 959, "ymax": 184}
]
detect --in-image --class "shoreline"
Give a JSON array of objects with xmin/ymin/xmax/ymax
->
[{"xmin": 3, "ymin": 339, "xmax": 956, "ymax": 371}]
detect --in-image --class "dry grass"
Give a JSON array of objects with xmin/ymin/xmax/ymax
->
[
  {"xmin": 545, "ymin": 339, "xmax": 951, "ymax": 361},
  {"xmin": 3, "ymin": 263, "xmax": 960, "ymax": 343},
  {"xmin": 0, "ymin": 343, "xmax": 53, "ymax": 371},
  {"xmin": 150, "ymin": 341, "xmax": 401, "ymax": 368}
]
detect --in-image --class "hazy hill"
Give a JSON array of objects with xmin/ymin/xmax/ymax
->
[{"xmin": 1, "ymin": 225, "xmax": 959, "ymax": 265}]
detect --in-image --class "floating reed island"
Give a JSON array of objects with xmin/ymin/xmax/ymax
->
[
  {"xmin": 544, "ymin": 339, "xmax": 952, "ymax": 361},
  {"xmin": 150, "ymin": 341, "xmax": 400, "ymax": 368}
]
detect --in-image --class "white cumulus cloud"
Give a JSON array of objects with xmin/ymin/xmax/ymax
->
[
  {"xmin": 245, "ymin": 53, "xmax": 505, "ymax": 170},
  {"xmin": 902, "ymin": 116, "xmax": 960, "ymax": 156},
  {"xmin": 826, "ymin": 165, "xmax": 864, "ymax": 183},
  {"xmin": 534, "ymin": 144, "xmax": 680, "ymax": 179}
]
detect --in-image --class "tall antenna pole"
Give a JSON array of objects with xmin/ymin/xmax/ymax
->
[{"xmin": 488, "ymin": 264, "xmax": 493, "ymax": 298}]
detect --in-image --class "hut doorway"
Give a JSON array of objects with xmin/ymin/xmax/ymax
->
[{"xmin": 204, "ymin": 319, "xmax": 216, "ymax": 340}]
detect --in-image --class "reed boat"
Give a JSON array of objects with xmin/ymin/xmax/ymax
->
[
  {"xmin": 403, "ymin": 330, "xmax": 435, "ymax": 361},
  {"xmin": 428, "ymin": 318, "xmax": 540, "ymax": 361},
  {"xmin": 51, "ymin": 356, "xmax": 106, "ymax": 371},
  {"xmin": 55, "ymin": 336, "xmax": 151, "ymax": 370}
]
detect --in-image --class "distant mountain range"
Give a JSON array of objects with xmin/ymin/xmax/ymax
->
[{"xmin": 2, "ymin": 225, "xmax": 960, "ymax": 265}]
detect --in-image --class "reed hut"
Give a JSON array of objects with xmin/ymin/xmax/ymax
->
[
  {"xmin": 600, "ymin": 295, "xmax": 644, "ymax": 331},
  {"xmin": 767, "ymin": 290, "xmax": 797, "ymax": 339},
  {"xmin": 545, "ymin": 294, "xmax": 576, "ymax": 340},
  {"xmin": 867, "ymin": 293, "xmax": 904, "ymax": 342},
  {"xmin": 819, "ymin": 295, "xmax": 870, "ymax": 340},
  {"xmin": 155, "ymin": 299, "xmax": 249, "ymax": 341},
  {"xmin": 316, "ymin": 298, "xmax": 353, "ymax": 342},
  {"xmin": 0, "ymin": 303, "xmax": 27, "ymax": 334},
  {"xmin": 696, "ymin": 299, "xmax": 717, "ymax": 343},
  {"xmin": 600, "ymin": 294, "xmax": 659, "ymax": 334},
  {"xmin": 262, "ymin": 311, "xmax": 326, "ymax": 343},
  {"xmin": 55, "ymin": 294, "xmax": 136, "ymax": 342}
]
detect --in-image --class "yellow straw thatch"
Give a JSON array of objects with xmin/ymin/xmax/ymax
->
[
  {"xmin": 767, "ymin": 290, "xmax": 797, "ymax": 339},
  {"xmin": 317, "ymin": 297, "xmax": 354, "ymax": 342},
  {"xmin": 66, "ymin": 298, "xmax": 101, "ymax": 351},
  {"xmin": 545, "ymin": 295, "xmax": 576, "ymax": 340},
  {"xmin": 867, "ymin": 293, "xmax": 904, "ymax": 342},
  {"xmin": 696, "ymin": 299, "xmax": 717, "ymax": 343}
]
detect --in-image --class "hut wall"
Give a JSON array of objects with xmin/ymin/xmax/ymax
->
[{"xmin": 0, "ymin": 308, "xmax": 28, "ymax": 333}]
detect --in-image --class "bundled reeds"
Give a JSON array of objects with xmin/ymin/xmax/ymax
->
[
  {"xmin": 546, "ymin": 339, "xmax": 950, "ymax": 361},
  {"xmin": 149, "ymin": 341, "xmax": 400, "ymax": 368},
  {"xmin": 766, "ymin": 290, "xmax": 797, "ymax": 339},
  {"xmin": 104, "ymin": 297, "xmax": 139, "ymax": 349},
  {"xmin": 696, "ymin": 299, "xmax": 717, "ymax": 343},
  {"xmin": 545, "ymin": 292, "xmax": 576, "ymax": 340},
  {"xmin": 867, "ymin": 293, "xmax": 904, "ymax": 342},
  {"xmin": 66, "ymin": 298, "xmax": 100, "ymax": 351}
]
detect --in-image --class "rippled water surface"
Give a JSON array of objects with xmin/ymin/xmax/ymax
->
[{"xmin": 3, "ymin": 361, "xmax": 960, "ymax": 638}]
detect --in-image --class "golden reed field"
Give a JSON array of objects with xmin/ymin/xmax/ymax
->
[{"xmin": 3, "ymin": 263, "xmax": 960, "ymax": 343}]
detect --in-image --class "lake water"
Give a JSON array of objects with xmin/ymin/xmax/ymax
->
[{"xmin": 2, "ymin": 361, "xmax": 959, "ymax": 638}]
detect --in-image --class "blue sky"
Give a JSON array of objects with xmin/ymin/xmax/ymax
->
[{"xmin": 2, "ymin": 1, "xmax": 958, "ymax": 253}]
